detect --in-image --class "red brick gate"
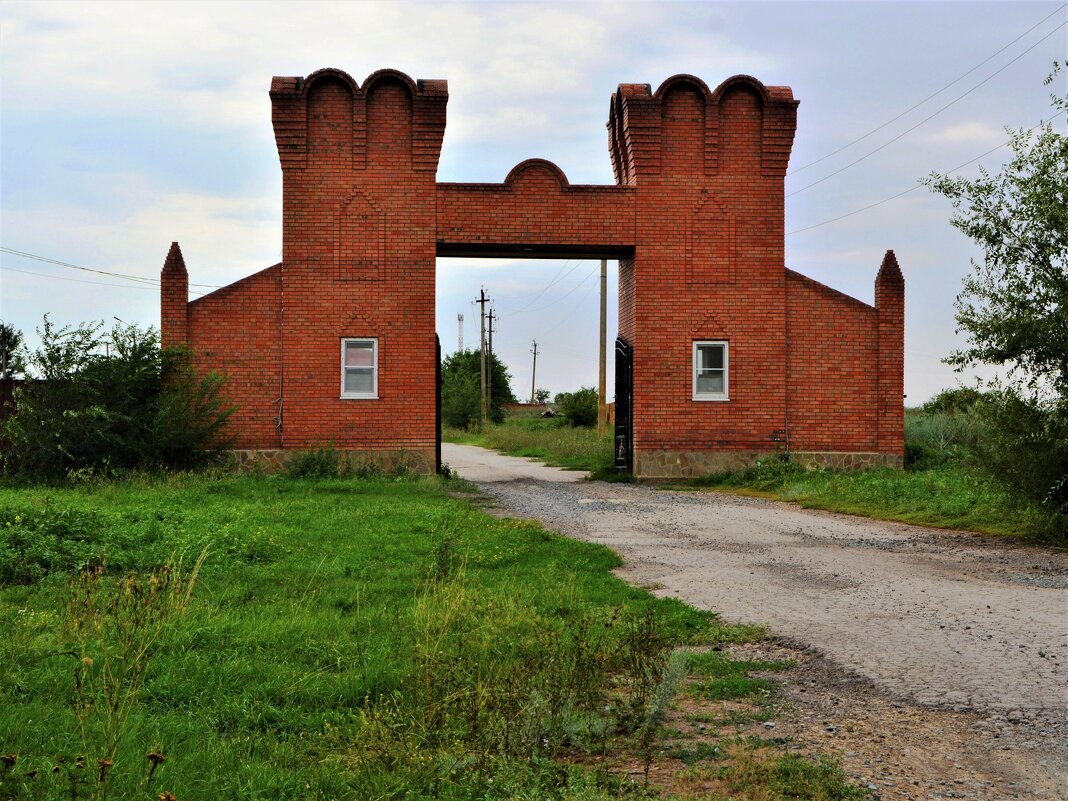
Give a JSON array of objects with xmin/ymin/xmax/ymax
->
[{"xmin": 161, "ymin": 67, "xmax": 903, "ymax": 477}]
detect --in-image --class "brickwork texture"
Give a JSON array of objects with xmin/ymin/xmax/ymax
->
[{"xmin": 160, "ymin": 67, "xmax": 904, "ymax": 477}]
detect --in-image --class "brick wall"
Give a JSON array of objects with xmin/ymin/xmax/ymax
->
[
  {"xmin": 161, "ymin": 67, "xmax": 904, "ymax": 475},
  {"xmin": 187, "ymin": 264, "xmax": 282, "ymax": 449},
  {"xmin": 615, "ymin": 77, "xmax": 794, "ymax": 469}
]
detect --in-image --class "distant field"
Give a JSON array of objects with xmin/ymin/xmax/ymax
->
[{"xmin": 0, "ymin": 472, "xmax": 864, "ymax": 800}]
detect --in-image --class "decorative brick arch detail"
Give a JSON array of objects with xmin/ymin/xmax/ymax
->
[
  {"xmin": 504, "ymin": 159, "xmax": 570, "ymax": 188},
  {"xmin": 303, "ymin": 67, "xmax": 361, "ymax": 95},
  {"xmin": 691, "ymin": 311, "xmax": 727, "ymax": 339},
  {"xmin": 361, "ymin": 68, "xmax": 420, "ymax": 96},
  {"xmin": 335, "ymin": 190, "xmax": 385, "ymax": 281},
  {"xmin": 165, "ymin": 66, "xmax": 904, "ymax": 477},
  {"xmin": 687, "ymin": 195, "xmax": 734, "ymax": 285}
]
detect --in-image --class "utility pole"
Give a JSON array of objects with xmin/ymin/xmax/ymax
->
[
  {"xmin": 598, "ymin": 258, "xmax": 608, "ymax": 437},
  {"xmin": 475, "ymin": 288, "xmax": 490, "ymax": 427},
  {"xmin": 457, "ymin": 313, "xmax": 464, "ymax": 352},
  {"xmin": 530, "ymin": 340, "xmax": 538, "ymax": 404},
  {"xmin": 487, "ymin": 308, "xmax": 496, "ymax": 416}
]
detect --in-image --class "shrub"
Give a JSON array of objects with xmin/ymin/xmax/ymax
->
[
  {"xmin": 554, "ymin": 387, "xmax": 598, "ymax": 428},
  {"xmin": 921, "ymin": 386, "xmax": 985, "ymax": 415},
  {"xmin": 969, "ymin": 388, "xmax": 1068, "ymax": 532},
  {"xmin": 286, "ymin": 444, "xmax": 342, "ymax": 478},
  {"xmin": 904, "ymin": 408, "xmax": 979, "ymax": 470},
  {"xmin": 0, "ymin": 317, "xmax": 234, "ymax": 479}
]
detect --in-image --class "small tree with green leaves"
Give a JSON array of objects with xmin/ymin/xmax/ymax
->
[
  {"xmin": 440, "ymin": 349, "xmax": 516, "ymax": 429},
  {"xmin": 924, "ymin": 66, "xmax": 1067, "ymax": 395},
  {"xmin": 924, "ymin": 65, "xmax": 1067, "ymax": 530}
]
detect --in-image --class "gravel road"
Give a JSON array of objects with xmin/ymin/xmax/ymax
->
[{"xmin": 444, "ymin": 443, "xmax": 1068, "ymax": 799}]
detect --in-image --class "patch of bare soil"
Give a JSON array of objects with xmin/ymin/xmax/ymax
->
[{"xmin": 640, "ymin": 640, "xmax": 1067, "ymax": 800}]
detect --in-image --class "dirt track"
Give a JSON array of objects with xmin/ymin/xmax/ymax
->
[{"xmin": 443, "ymin": 443, "xmax": 1068, "ymax": 799}]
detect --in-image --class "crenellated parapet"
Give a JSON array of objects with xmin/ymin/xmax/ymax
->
[
  {"xmin": 269, "ymin": 68, "xmax": 448, "ymax": 173},
  {"xmin": 607, "ymin": 74, "xmax": 798, "ymax": 184}
]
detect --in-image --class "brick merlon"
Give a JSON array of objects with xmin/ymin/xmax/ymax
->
[{"xmin": 269, "ymin": 67, "xmax": 448, "ymax": 98}]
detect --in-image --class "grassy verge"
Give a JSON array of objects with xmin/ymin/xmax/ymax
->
[
  {"xmin": 675, "ymin": 459, "xmax": 1051, "ymax": 539},
  {"xmin": 444, "ymin": 417, "xmax": 622, "ymax": 479},
  {"xmin": 0, "ymin": 471, "xmax": 862, "ymax": 800}
]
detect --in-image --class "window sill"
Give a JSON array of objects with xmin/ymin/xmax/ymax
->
[
  {"xmin": 693, "ymin": 395, "xmax": 730, "ymax": 402},
  {"xmin": 340, "ymin": 394, "xmax": 379, "ymax": 400}
]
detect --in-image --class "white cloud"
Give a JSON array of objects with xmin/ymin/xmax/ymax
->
[{"xmin": 927, "ymin": 121, "xmax": 1006, "ymax": 146}]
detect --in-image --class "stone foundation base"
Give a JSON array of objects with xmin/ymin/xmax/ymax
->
[
  {"xmin": 226, "ymin": 447, "xmax": 436, "ymax": 475},
  {"xmin": 634, "ymin": 449, "xmax": 903, "ymax": 479},
  {"xmin": 790, "ymin": 451, "xmax": 903, "ymax": 470}
]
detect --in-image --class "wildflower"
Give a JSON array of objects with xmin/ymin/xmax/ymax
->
[{"xmin": 158, "ymin": 791, "xmax": 178, "ymax": 801}]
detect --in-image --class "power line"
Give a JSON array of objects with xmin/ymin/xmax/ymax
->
[
  {"xmin": 786, "ymin": 20, "xmax": 1066, "ymax": 198},
  {"xmin": 0, "ymin": 246, "xmax": 222, "ymax": 288},
  {"xmin": 513, "ymin": 265, "xmax": 600, "ymax": 315},
  {"xmin": 786, "ymin": 109, "xmax": 1066, "ymax": 236},
  {"xmin": 789, "ymin": 4, "xmax": 1068, "ymax": 175},
  {"xmin": 505, "ymin": 259, "xmax": 582, "ymax": 313},
  {"xmin": 2, "ymin": 265, "xmax": 154, "ymax": 291},
  {"xmin": 1, "ymin": 264, "xmax": 211, "ymax": 297},
  {"xmin": 492, "ymin": 258, "xmax": 573, "ymax": 300}
]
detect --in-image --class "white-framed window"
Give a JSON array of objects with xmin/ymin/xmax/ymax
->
[
  {"xmin": 341, "ymin": 338, "xmax": 378, "ymax": 399},
  {"xmin": 693, "ymin": 340, "xmax": 729, "ymax": 401}
]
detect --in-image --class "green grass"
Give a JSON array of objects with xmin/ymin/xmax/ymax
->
[
  {"xmin": 685, "ymin": 651, "xmax": 790, "ymax": 704},
  {"xmin": 0, "ymin": 471, "xmax": 863, "ymax": 800},
  {"xmin": 694, "ymin": 749, "xmax": 869, "ymax": 801},
  {"xmin": 444, "ymin": 417, "xmax": 622, "ymax": 479},
  {"xmin": 676, "ymin": 458, "xmax": 1049, "ymax": 539}
]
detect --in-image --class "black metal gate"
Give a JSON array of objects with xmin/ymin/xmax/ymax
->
[
  {"xmin": 435, "ymin": 335, "xmax": 442, "ymax": 474},
  {"xmin": 614, "ymin": 337, "xmax": 633, "ymax": 472}
]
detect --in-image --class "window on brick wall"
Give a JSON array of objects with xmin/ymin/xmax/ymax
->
[
  {"xmin": 341, "ymin": 338, "xmax": 378, "ymax": 399},
  {"xmin": 693, "ymin": 341, "xmax": 728, "ymax": 401}
]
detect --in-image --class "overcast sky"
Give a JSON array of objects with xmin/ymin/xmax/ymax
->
[{"xmin": 1, "ymin": 0, "xmax": 1065, "ymax": 403}]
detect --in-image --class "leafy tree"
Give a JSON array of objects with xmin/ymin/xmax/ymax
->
[
  {"xmin": 924, "ymin": 66, "xmax": 1067, "ymax": 394},
  {"xmin": 534, "ymin": 388, "xmax": 551, "ymax": 404},
  {"xmin": 920, "ymin": 386, "xmax": 986, "ymax": 416},
  {"xmin": 924, "ymin": 66, "xmax": 1067, "ymax": 531},
  {"xmin": 0, "ymin": 321, "xmax": 26, "ymax": 379},
  {"xmin": 1, "ymin": 316, "xmax": 234, "ymax": 479},
  {"xmin": 440, "ymin": 349, "xmax": 515, "ymax": 429},
  {"xmin": 554, "ymin": 387, "xmax": 598, "ymax": 428}
]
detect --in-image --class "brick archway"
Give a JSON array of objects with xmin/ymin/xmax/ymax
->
[{"xmin": 162, "ymin": 68, "xmax": 903, "ymax": 477}]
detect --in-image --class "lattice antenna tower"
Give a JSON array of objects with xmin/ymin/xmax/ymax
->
[{"xmin": 457, "ymin": 313, "xmax": 464, "ymax": 351}]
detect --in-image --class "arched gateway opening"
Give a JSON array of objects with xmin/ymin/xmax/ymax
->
[{"xmin": 161, "ymin": 68, "xmax": 904, "ymax": 478}]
